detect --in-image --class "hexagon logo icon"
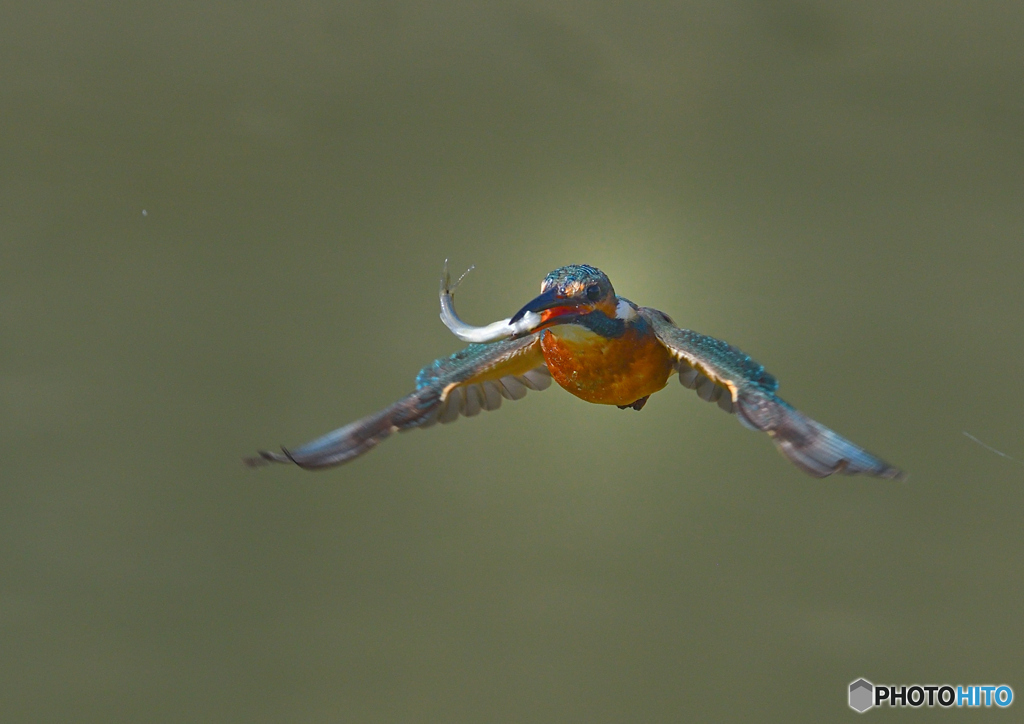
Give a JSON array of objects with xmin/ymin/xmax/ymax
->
[{"xmin": 849, "ymin": 679, "xmax": 874, "ymax": 713}]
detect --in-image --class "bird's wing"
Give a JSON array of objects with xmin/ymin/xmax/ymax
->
[
  {"xmin": 638, "ymin": 307, "xmax": 905, "ymax": 480},
  {"xmin": 245, "ymin": 335, "xmax": 550, "ymax": 470}
]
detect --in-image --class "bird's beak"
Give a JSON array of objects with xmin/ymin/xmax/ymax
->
[{"xmin": 509, "ymin": 287, "xmax": 583, "ymax": 331}]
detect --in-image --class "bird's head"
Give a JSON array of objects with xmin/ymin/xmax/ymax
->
[{"xmin": 509, "ymin": 264, "xmax": 616, "ymax": 332}]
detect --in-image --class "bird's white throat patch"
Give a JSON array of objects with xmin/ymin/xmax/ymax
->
[
  {"xmin": 546, "ymin": 323, "xmax": 601, "ymax": 343},
  {"xmin": 615, "ymin": 298, "xmax": 637, "ymax": 321}
]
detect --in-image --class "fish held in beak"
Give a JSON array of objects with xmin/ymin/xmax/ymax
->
[{"xmin": 438, "ymin": 262, "xmax": 542, "ymax": 343}]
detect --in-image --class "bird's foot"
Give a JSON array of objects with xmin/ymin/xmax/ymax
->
[{"xmin": 617, "ymin": 396, "xmax": 649, "ymax": 411}]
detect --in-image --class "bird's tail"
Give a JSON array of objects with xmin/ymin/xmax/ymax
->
[
  {"xmin": 735, "ymin": 389, "xmax": 906, "ymax": 480},
  {"xmin": 244, "ymin": 387, "xmax": 441, "ymax": 470}
]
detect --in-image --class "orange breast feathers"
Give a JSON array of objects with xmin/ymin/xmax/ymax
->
[{"xmin": 540, "ymin": 324, "xmax": 675, "ymax": 406}]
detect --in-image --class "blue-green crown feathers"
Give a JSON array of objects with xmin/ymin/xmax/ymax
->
[{"xmin": 541, "ymin": 265, "xmax": 613, "ymax": 297}]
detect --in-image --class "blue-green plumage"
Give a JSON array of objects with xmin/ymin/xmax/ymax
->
[
  {"xmin": 643, "ymin": 313, "xmax": 778, "ymax": 394},
  {"xmin": 415, "ymin": 337, "xmax": 538, "ymax": 390},
  {"xmin": 416, "ymin": 343, "xmax": 494, "ymax": 390},
  {"xmin": 542, "ymin": 264, "xmax": 606, "ymax": 289},
  {"xmin": 561, "ymin": 308, "xmax": 626, "ymax": 338}
]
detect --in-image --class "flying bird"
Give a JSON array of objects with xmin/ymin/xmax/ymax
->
[{"xmin": 246, "ymin": 264, "xmax": 904, "ymax": 479}]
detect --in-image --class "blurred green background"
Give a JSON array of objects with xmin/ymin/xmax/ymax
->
[{"xmin": 2, "ymin": 1, "xmax": 1023, "ymax": 721}]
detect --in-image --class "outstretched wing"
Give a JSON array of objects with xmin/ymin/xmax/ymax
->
[
  {"xmin": 638, "ymin": 307, "xmax": 905, "ymax": 480},
  {"xmin": 246, "ymin": 335, "xmax": 551, "ymax": 470}
]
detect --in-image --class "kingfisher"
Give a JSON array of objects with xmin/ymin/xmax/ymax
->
[{"xmin": 246, "ymin": 264, "xmax": 904, "ymax": 479}]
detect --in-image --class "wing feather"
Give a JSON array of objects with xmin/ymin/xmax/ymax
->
[
  {"xmin": 639, "ymin": 307, "xmax": 905, "ymax": 480},
  {"xmin": 246, "ymin": 335, "xmax": 549, "ymax": 469}
]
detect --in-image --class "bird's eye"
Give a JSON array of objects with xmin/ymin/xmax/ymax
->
[{"xmin": 585, "ymin": 284, "xmax": 601, "ymax": 301}]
